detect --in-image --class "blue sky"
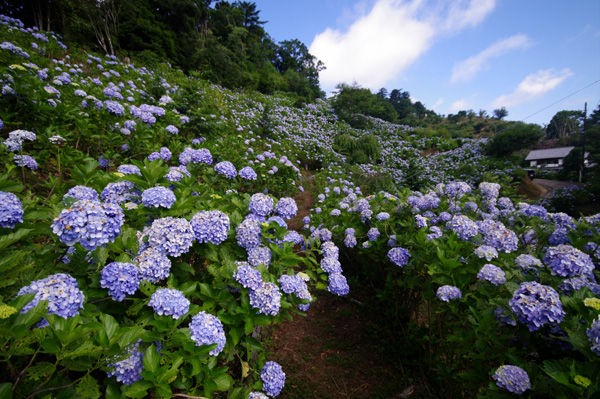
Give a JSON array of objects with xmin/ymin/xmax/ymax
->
[{"xmin": 255, "ymin": 0, "xmax": 600, "ymax": 125}]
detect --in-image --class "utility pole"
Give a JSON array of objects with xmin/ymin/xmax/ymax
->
[{"xmin": 579, "ymin": 102, "xmax": 587, "ymax": 183}]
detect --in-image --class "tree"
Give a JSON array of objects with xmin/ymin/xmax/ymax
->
[
  {"xmin": 493, "ymin": 107, "xmax": 508, "ymax": 120},
  {"xmin": 546, "ymin": 110, "xmax": 583, "ymax": 139},
  {"xmin": 486, "ymin": 122, "xmax": 543, "ymax": 157}
]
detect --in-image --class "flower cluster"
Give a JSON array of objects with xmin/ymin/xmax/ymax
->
[
  {"xmin": 101, "ymin": 181, "xmax": 139, "ymax": 204},
  {"xmin": 436, "ymin": 285, "xmax": 462, "ymax": 302},
  {"xmin": 117, "ymin": 164, "xmax": 141, "ymax": 175},
  {"xmin": 236, "ymin": 217, "xmax": 262, "ymax": 250},
  {"xmin": 492, "ymin": 365, "xmax": 531, "ymax": 394},
  {"xmin": 190, "ymin": 210, "xmax": 230, "ymax": 245},
  {"xmin": 478, "ymin": 220, "xmax": 518, "ymax": 253},
  {"xmin": 509, "ymin": 282, "xmax": 565, "ymax": 331},
  {"xmin": 135, "ymin": 247, "xmax": 171, "ymax": 283},
  {"xmin": 147, "ymin": 217, "xmax": 195, "ymax": 257},
  {"xmin": 233, "ymin": 262, "xmax": 263, "ymax": 290},
  {"xmin": 51, "ymin": 200, "xmax": 124, "ymax": 250},
  {"xmin": 587, "ymin": 316, "xmax": 600, "ymax": 356},
  {"xmin": 107, "ymin": 341, "xmax": 144, "ymax": 385},
  {"xmin": 477, "ymin": 264, "xmax": 506, "ymax": 286},
  {"xmin": 249, "ymin": 193, "xmax": 274, "ymax": 217},
  {"xmin": 274, "ymin": 197, "xmax": 298, "ymax": 220},
  {"xmin": 214, "ymin": 161, "xmax": 237, "ymax": 179},
  {"xmin": 189, "ymin": 311, "xmax": 226, "ymax": 356},
  {"xmin": 387, "ymin": 247, "xmax": 411, "ymax": 268},
  {"xmin": 0, "ymin": 191, "xmax": 23, "ymax": 228},
  {"xmin": 14, "ymin": 154, "xmax": 38, "ymax": 170},
  {"xmin": 446, "ymin": 215, "xmax": 478, "ymax": 241},
  {"xmin": 18, "ymin": 273, "xmax": 84, "ymax": 326},
  {"xmin": 63, "ymin": 185, "xmax": 99, "ymax": 203},
  {"xmin": 149, "ymin": 288, "xmax": 190, "ymax": 319},
  {"xmin": 248, "ymin": 246, "xmax": 272, "ymax": 267},
  {"xmin": 261, "ymin": 361, "xmax": 286, "ymax": 397},
  {"xmin": 249, "ymin": 282, "xmax": 282, "ymax": 316},
  {"xmin": 543, "ymin": 244, "xmax": 594, "ymax": 278},
  {"xmin": 141, "ymin": 186, "xmax": 176, "ymax": 209},
  {"xmin": 238, "ymin": 166, "xmax": 257, "ymax": 180},
  {"xmin": 179, "ymin": 147, "xmax": 212, "ymax": 165},
  {"xmin": 474, "ymin": 245, "xmax": 498, "ymax": 261},
  {"xmin": 100, "ymin": 262, "xmax": 140, "ymax": 302},
  {"xmin": 278, "ymin": 273, "xmax": 311, "ymax": 302}
]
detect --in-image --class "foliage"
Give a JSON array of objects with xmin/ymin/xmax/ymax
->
[
  {"xmin": 486, "ymin": 122, "xmax": 543, "ymax": 157},
  {"xmin": 546, "ymin": 110, "xmax": 584, "ymax": 139}
]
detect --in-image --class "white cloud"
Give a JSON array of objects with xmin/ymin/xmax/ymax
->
[
  {"xmin": 492, "ymin": 68, "xmax": 573, "ymax": 107},
  {"xmin": 310, "ymin": 0, "xmax": 496, "ymax": 92},
  {"xmin": 449, "ymin": 99, "xmax": 471, "ymax": 113},
  {"xmin": 451, "ymin": 34, "xmax": 531, "ymax": 83}
]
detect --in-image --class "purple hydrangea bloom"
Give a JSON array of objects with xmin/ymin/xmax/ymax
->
[
  {"xmin": 107, "ymin": 341, "xmax": 144, "ymax": 385},
  {"xmin": 275, "ymin": 197, "xmax": 298, "ymax": 220},
  {"xmin": 282, "ymin": 230, "xmax": 304, "ymax": 246},
  {"xmin": 147, "ymin": 217, "xmax": 194, "ymax": 257},
  {"xmin": 477, "ymin": 264, "xmax": 506, "ymax": 285},
  {"xmin": 446, "ymin": 215, "xmax": 478, "ymax": 241},
  {"xmin": 479, "ymin": 182, "xmax": 501, "ymax": 199},
  {"xmin": 444, "ymin": 181, "xmax": 471, "ymax": 198},
  {"xmin": 100, "ymin": 262, "xmax": 140, "ymax": 302},
  {"xmin": 509, "ymin": 282, "xmax": 565, "ymax": 331},
  {"xmin": 148, "ymin": 147, "xmax": 172, "ymax": 162},
  {"xmin": 248, "ymin": 246, "xmax": 272, "ymax": 267},
  {"xmin": 492, "ymin": 365, "xmax": 531, "ymax": 394},
  {"xmin": 436, "ymin": 285, "xmax": 462, "ymax": 302},
  {"xmin": 327, "ymin": 273, "xmax": 349, "ymax": 296},
  {"xmin": 250, "ymin": 193, "xmax": 274, "ymax": 217},
  {"xmin": 214, "ymin": 161, "xmax": 237, "ymax": 179},
  {"xmin": 344, "ymin": 232, "xmax": 357, "ymax": 248},
  {"xmin": 519, "ymin": 204, "xmax": 548, "ymax": 219},
  {"xmin": 367, "ymin": 227, "xmax": 380, "ymax": 241},
  {"xmin": 376, "ymin": 212, "xmax": 391, "ymax": 221},
  {"xmin": 387, "ymin": 247, "xmax": 411, "ymax": 267},
  {"xmin": 14, "ymin": 154, "xmax": 37, "ymax": 170},
  {"xmin": 191, "ymin": 210, "xmax": 230, "ymax": 245},
  {"xmin": 233, "ymin": 262, "xmax": 263, "ymax": 290},
  {"xmin": 179, "ymin": 147, "xmax": 213, "ymax": 165},
  {"xmin": 149, "ymin": 288, "xmax": 190, "ymax": 319},
  {"xmin": 239, "ymin": 166, "xmax": 257, "ymax": 180},
  {"xmin": 587, "ymin": 316, "xmax": 600, "ymax": 356},
  {"xmin": 165, "ymin": 165, "xmax": 190, "ymax": 182},
  {"xmin": 0, "ymin": 191, "xmax": 23, "ymax": 228},
  {"xmin": 278, "ymin": 274, "xmax": 311, "ymax": 301},
  {"xmin": 117, "ymin": 164, "xmax": 141, "ymax": 176},
  {"xmin": 261, "ymin": 361, "xmax": 286, "ymax": 397},
  {"xmin": 321, "ymin": 241, "xmax": 339, "ymax": 259},
  {"xmin": 135, "ymin": 247, "xmax": 171, "ymax": 283},
  {"xmin": 189, "ymin": 311, "xmax": 226, "ymax": 356},
  {"xmin": 249, "ymin": 392, "xmax": 269, "ymax": 399},
  {"xmin": 141, "ymin": 186, "xmax": 176, "ymax": 209},
  {"xmin": 320, "ymin": 257, "xmax": 342, "ymax": 274},
  {"xmin": 101, "ymin": 181, "xmax": 139, "ymax": 204},
  {"xmin": 543, "ymin": 244, "xmax": 594, "ymax": 278},
  {"xmin": 478, "ymin": 220, "xmax": 518, "ymax": 253},
  {"xmin": 51, "ymin": 200, "xmax": 124, "ymax": 250},
  {"xmin": 104, "ymin": 100, "xmax": 124, "ymax": 115},
  {"xmin": 474, "ymin": 245, "xmax": 498, "ymax": 261},
  {"xmin": 165, "ymin": 124, "xmax": 179, "ymax": 135},
  {"xmin": 515, "ymin": 254, "xmax": 542, "ymax": 271},
  {"xmin": 548, "ymin": 228, "xmax": 570, "ymax": 245},
  {"xmin": 236, "ymin": 217, "xmax": 262, "ymax": 250},
  {"xmin": 249, "ymin": 282, "xmax": 281, "ymax": 316},
  {"xmin": 415, "ymin": 214, "xmax": 428, "ymax": 229},
  {"xmin": 17, "ymin": 273, "xmax": 84, "ymax": 327}
]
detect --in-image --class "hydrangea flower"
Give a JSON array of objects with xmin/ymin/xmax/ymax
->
[
  {"xmin": 515, "ymin": 254, "xmax": 542, "ymax": 272},
  {"xmin": 492, "ymin": 365, "xmax": 531, "ymax": 394},
  {"xmin": 165, "ymin": 165, "xmax": 190, "ymax": 182},
  {"xmin": 117, "ymin": 164, "xmax": 141, "ymax": 175},
  {"xmin": 62, "ymin": 185, "xmax": 99, "ymax": 204},
  {"xmin": 474, "ymin": 245, "xmax": 498, "ymax": 261},
  {"xmin": 107, "ymin": 341, "xmax": 144, "ymax": 385},
  {"xmin": 278, "ymin": 274, "xmax": 311, "ymax": 301},
  {"xmin": 214, "ymin": 161, "xmax": 237, "ymax": 179},
  {"xmin": 249, "ymin": 392, "xmax": 269, "ymax": 399},
  {"xmin": 190, "ymin": 210, "xmax": 230, "ymax": 245},
  {"xmin": 367, "ymin": 227, "xmax": 380, "ymax": 241},
  {"xmin": 147, "ymin": 217, "xmax": 195, "ymax": 257},
  {"xmin": 239, "ymin": 166, "xmax": 257, "ymax": 180},
  {"xmin": 148, "ymin": 147, "xmax": 171, "ymax": 162},
  {"xmin": 376, "ymin": 212, "xmax": 391, "ymax": 221},
  {"xmin": 248, "ymin": 246, "xmax": 272, "ymax": 267},
  {"xmin": 236, "ymin": 217, "xmax": 262, "ymax": 250},
  {"xmin": 320, "ymin": 257, "xmax": 342, "ymax": 274},
  {"xmin": 509, "ymin": 282, "xmax": 565, "ymax": 331},
  {"xmin": 249, "ymin": 193, "xmax": 274, "ymax": 217},
  {"xmin": 51, "ymin": 200, "xmax": 124, "ymax": 250},
  {"xmin": 249, "ymin": 282, "xmax": 281, "ymax": 316},
  {"xmin": 233, "ymin": 262, "xmax": 263, "ymax": 290},
  {"xmin": 100, "ymin": 262, "xmax": 140, "ymax": 302},
  {"xmin": 135, "ymin": 247, "xmax": 171, "ymax": 283},
  {"xmin": 436, "ymin": 285, "xmax": 462, "ymax": 302},
  {"xmin": 261, "ymin": 361, "xmax": 286, "ymax": 397},
  {"xmin": 321, "ymin": 241, "xmax": 339, "ymax": 259},
  {"xmin": 189, "ymin": 311, "xmax": 226, "ymax": 356},
  {"xmin": 543, "ymin": 244, "xmax": 594, "ymax": 278},
  {"xmin": 149, "ymin": 288, "xmax": 190, "ymax": 319},
  {"xmin": 101, "ymin": 181, "xmax": 139, "ymax": 204},
  {"xmin": 165, "ymin": 124, "xmax": 179, "ymax": 135},
  {"xmin": 479, "ymin": 182, "xmax": 501, "ymax": 200},
  {"xmin": 587, "ymin": 316, "xmax": 600, "ymax": 356},
  {"xmin": 17, "ymin": 273, "xmax": 84, "ymax": 327},
  {"xmin": 327, "ymin": 273, "xmax": 349, "ymax": 296},
  {"xmin": 14, "ymin": 154, "xmax": 38, "ymax": 170},
  {"xmin": 477, "ymin": 264, "xmax": 506, "ymax": 285},
  {"xmin": 344, "ymin": 233, "xmax": 357, "ymax": 248},
  {"xmin": 274, "ymin": 197, "xmax": 298, "ymax": 220},
  {"xmin": 0, "ymin": 191, "xmax": 23, "ymax": 228},
  {"xmin": 387, "ymin": 247, "xmax": 411, "ymax": 267},
  {"xmin": 446, "ymin": 215, "xmax": 478, "ymax": 241},
  {"xmin": 141, "ymin": 186, "xmax": 176, "ymax": 209},
  {"xmin": 478, "ymin": 220, "xmax": 518, "ymax": 253}
]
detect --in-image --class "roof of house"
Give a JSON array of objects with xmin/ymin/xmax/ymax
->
[{"xmin": 525, "ymin": 146, "xmax": 575, "ymax": 161}]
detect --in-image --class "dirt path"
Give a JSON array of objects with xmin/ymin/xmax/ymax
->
[{"xmin": 532, "ymin": 178, "xmax": 580, "ymax": 198}]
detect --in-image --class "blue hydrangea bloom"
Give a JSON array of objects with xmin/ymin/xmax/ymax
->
[
  {"xmin": 100, "ymin": 262, "xmax": 140, "ymax": 302},
  {"xmin": 147, "ymin": 217, "xmax": 195, "ymax": 257},
  {"xmin": 18, "ymin": 273, "xmax": 84, "ymax": 327},
  {"xmin": 261, "ymin": 361, "xmax": 286, "ymax": 397},
  {"xmin": 104, "ymin": 100, "xmax": 124, "ymax": 115},
  {"xmin": 444, "ymin": 181, "xmax": 472, "ymax": 198},
  {"xmin": 239, "ymin": 166, "xmax": 257, "ymax": 180},
  {"xmin": 515, "ymin": 254, "xmax": 542, "ymax": 271},
  {"xmin": 165, "ymin": 165, "xmax": 190, "ymax": 182},
  {"xmin": 107, "ymin": 341, "xmax": 144, "ymax": 385},
  {"xmin": 321, "ymin": 241, "xmax": 339, "ymax": 259},
  {"xmin": 492, "ymin": 365, "xmax": 531, "ymax": 394},
  {"xmin": 117, "ymin": 164, "xmax": 141, "ymax": 176},
  {"xmin": 148, "ymin": 147, "xmax": 172, "ymax": 162},
  {"xmin": 477, "ymin": 264, "xmax": 506, "ymax": 285},
  {"xmin": 478, "ymin": 220, "xmax": 518, "ymax": 253},
  {"xmin": 249, "ymin": 392, "xmax": 269, "ymax": 399},
  {"xmin": 479, "ymin": 182, "xmax": 501, "ymax": 199},
  {"xmin": 0, "ymin": 191, "xmax": 23, "ymax": 228},
  {"xmin": 587, "ymin": 316, "xmax": 600, "ymax": 356},
  {"xmin": 135, "ymin": 247, "xmax": 171, "ymax": 283},
  {"xmin": 141, "ymin": 186, "xmax": 176, "ymax": 209},
  {"xmin": 446, "ymin": 215, "xmax": 478, "ymax": 241},
  {"xmin": 436, "ymin": 285, "xmax": 462, "ymax": 302},
  {"xmin": 165, "ymin": 124, "xmax": 179, "ymax": 135},
  {"xmin": 236, "ymin": 217, "xmax": 262, "ymax": 250},
  {"xmin": 376, "ymin": 212, "xmax": 391, "ymax": 221},
  {"xmin": 367, "ymin": 227, "xmax": 380, "ymax": 241},
  {"xmin": 101, "ymin": 181, "xmax": 139, "ymax": 204},
  {"xmin": 320, "ymin": 257, "xmax": 342, "ymax": 274},
  {"xmin": 234, "ymin": 262, "xmax": 263, "ymax": 290},
  {"xmin": 14, "ymin": 154, "xmax": 38, "ymax": 170},
  {"xmin": 543, "ymin": 244, "xmax": 594, "ymax": 278},
  {"xmin": 189, "ymin": 311, "xmax": 226, "ymax": 356},
  {"xmin": 214, "ymin": 161, "xmax": 237, "ymax": 179},
  {"xmin": 180, "ymin": 147, "xmax": 212, "ymax": 165},
  {"xmin": 282, "ymin": 230, "xmax": 304, "ymax": 246},
  {"xmin": 63, "ymin": 185, "xmax": 99, "ymax": 204},
  {"xmin": 275, "ymin": 197, "xmax": 298, "ymax": 220},
  {"xmin": 387, "ymin": 247, "xmax": 411, "ymax": 267},
  {"xmin": 548, "ymin": 228, "xmax": 570, "ymax": 245},
  {"xmin": 249, "ymin": 193, "xmax": 274, "ymax": 217},
  {"xmin": 51, "ymin": 200, "xmax": 124, "ymax": 250},
  {"xmin": 474, "ymin": 245, "xmax": 498, "ymax": 261},
  {"xmin": 509, "ymin": 282, "xmax": 565, "ymax": 331},
  {"xmin": 190, "ymin": 210, "xmax": 230, "ymax": 245},
  {"xmin": 248, "ymin": 246, "xmax": 272, "ymax": 267},
  {"xmin": 327, "ymin": 273, "xmax": 349, "ymax": 296},
  {"xmin": 278, "ymin": 274, "xmax": 311, "ymax": 301},
  {"xmin": 149, "ymin": 288, "xmax": 190, "ymax": 319},
  {"xmin": 249, "ymin": 282, "xmax": 281, "ymax": 316}
]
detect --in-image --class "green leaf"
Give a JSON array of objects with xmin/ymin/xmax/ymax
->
[
  {"xmin": 122, "ymin": 381, "xmax": 152, "ymax": 399},
  {"xmin": 0, "ymin": 228, "xmax": 33, "ymax": 251},
  {"xmin": 75, "ymin": 374, "xmax": 101, "ymax": 399},
  {"xmin": 213, "ymin": 372, "xmax": 233, "ymax": 391},
  {"xmin": 143, "ymin": 344, "xmax": 159, "ymax": 374},
  {"xmin": 0, "ymin": 383, "xmax": 12, "ymax": 399},
  {"xmin": 101, "ymin": 314, "xmax": 119, "ymax": 342},
  {"xmin": 25, "ymin": 362, "xmax": 56, "ymax": 382}
]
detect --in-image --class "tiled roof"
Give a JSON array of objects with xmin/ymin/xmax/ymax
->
[{"xmin": 525, "ymin": 146, "xmax": 575, "ymax": 161}]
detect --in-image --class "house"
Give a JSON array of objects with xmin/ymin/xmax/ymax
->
[{"xmin": 525, "ymin": 146, "xmax": 575, "ymax": 169}]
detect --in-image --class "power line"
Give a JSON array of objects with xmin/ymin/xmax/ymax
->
[{"xmin": 521, "ymin": 78, "xmax": 600, "ymax": 122}]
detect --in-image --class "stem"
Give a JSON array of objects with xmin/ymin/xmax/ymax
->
[
  {"xmin": 25, "ymin": 381, "xmax": 76, "ymax": 399},
  {"xmin": 172, "ymin": 394, "xmax": 209, "ymax": 399},
  {"xmin": 12, "ymin": 349, "xmax": 39, "ymax": 393}
]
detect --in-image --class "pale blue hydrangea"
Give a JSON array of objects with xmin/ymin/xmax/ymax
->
[
  {"xmin": 147, "ymin": 217, "xmax": 195, "ymax": 257},
  {"xmin": 234, "ymin": 262, "xmax": 263, "ymax": 290},
  {"xmin": 135, "ymin": 247, "xmax": 171, "ymax": 283},
  {"xmin": 107, "ymin": 341, "xmax": 144, "ymax": 385},
  {"xmin": 149, "ymin": 288, "xmax": 190, "ymax": 319},
  {"xmin": 387, "ymin": 247, "xmax": 411, "ymax": 267},
  {"xmin": 436, "ymin": 285, "xmax": 462, "ymax": 302},
  {"xmin": 327, "ymin": 273, "xmax": 349, "ymax": 296},
  {"xmin": 367, "ymin": 227, "xmax": 380, "ymax": 241},
  {"xmin": 587, "ymin": 316, "xmax": 600, "ymax": 356},
  {"xmin": 444, "ymin": 181, "xmax": 471, "ymax": 198},
  {"xmin": 117, "ymin": 164, "xmax": 141, "ymax": 175},
  {"xmin": 261, "ymin": 361, "xmax": 286, "ymax": 397},
  {"xmin": 446, "ymin": 215, "xmax": 478, "ymax": 241},
  {"xmin": 236, "ymin": 217, "xmax": 262, "ymax": 250},
  {"xmin": 191, "ymin": 210, "xmax": 230, "ymax": 245},
  {"xmin": 165, "ymin": 165, "xmax": 190, "ymax": 182},
  {"xmin": 515, "ymin": 254, "xmax": 542, "ymax": 272},
  {"xmin": 141, "ymin": 186, "xmax": 176, "ymax": 209},
  {"xmin": 415, "ymin": 214, "xmax": 428, "ymax": 229},
  {"xmin": 17, "ymin": 273, "xmax": 84, "ymax": 327},
  {"xmin": 376, "ymin": 212, "xmax": 391, "ymax": 221},
  {"xmin": 249, "ymin": 282, "xmax": 281, "ymax": 316},
  {"xmin": 321, "ymin": 241, "xmax": 339, "ymax": 259},
  {"xmin": 509, "ymin": 282, "xmax": 565, "ymax": 331},
  {"xmin": 214, "ymin": 161, "xmax": 237, "ymax": 179},
  {"xmin": 492, "ymin": 365, "xmax": 531, "ymax": 395},
  {"xmin": 101, "ymin": 181, "xmax": 139, "ymax": 204},
  {"xmin": 104, "ymin": 100, "xmax": 124, "ymax": 115},
  {"xmin": 0, "ymin": 191, "xmax": 23, "ymax": 228},
  {"xmin": 320, "ymin": 257, "xmax": 342, "ymax": 274},
  {"xmin": 249, "ymin": 193, "xmax": 274, "ymax": 217},
  {"xmin": 282, "ymin": 230, "xmax": 304, "ymax": 246},
  {"xmin": 278, "ymin": 274, "xmax": 311, "ymax": 301},
  {"xmin": 14, "ymin": 154, "xmax": 38, "ymax": 170},
  {"xmin": 248, "ymin": 246, "xmax": 272, "ymax": 267},
  {"xmin": 474, "ymin": 245, "xmax": 498, "ymax": 261},
  {"xmin": 477, "ymin": 264, "xmax": 506, "ymax": 285},
  {"xmin": 239, "ymin": 166, "xmax": 257, "ymax": 180},
  {"xmin": 275, "ymin": 197, "xmax": 298, "ymax": 220},
  {"xmin": 100, "ymin": 262, "xmax": 140, "ymax": 302},
  {"xmin": 543, "ymin": 244, "xmax": 594, "ymax": 278},
  {"xmin": 249, "ymin": 392, "xmax": 269, "ymax": 399},
  {"xmin": 330, "ymin": 209, "xmax": 341, "ymax": 216},
  {"xmin": 165, "ymin": 124, "xmax": 179, "ymax": 135},
  {"xmin": 51, "ymin": 200, "xmax": 124, "ymax": 250},
  {"xmin": 478, "ymin": 219, "xmax": 518, "ymax": 253},
  {"xmin": 148, "ymin": 147, "xmax": 171, "ymax": 162},
  {"xmin": 189, "ymin": 311, "xmax": 226, "ymax": 356},
  {"xmin": 479, "ymin": 182, "xmax": 501, "ymax": 199}
]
